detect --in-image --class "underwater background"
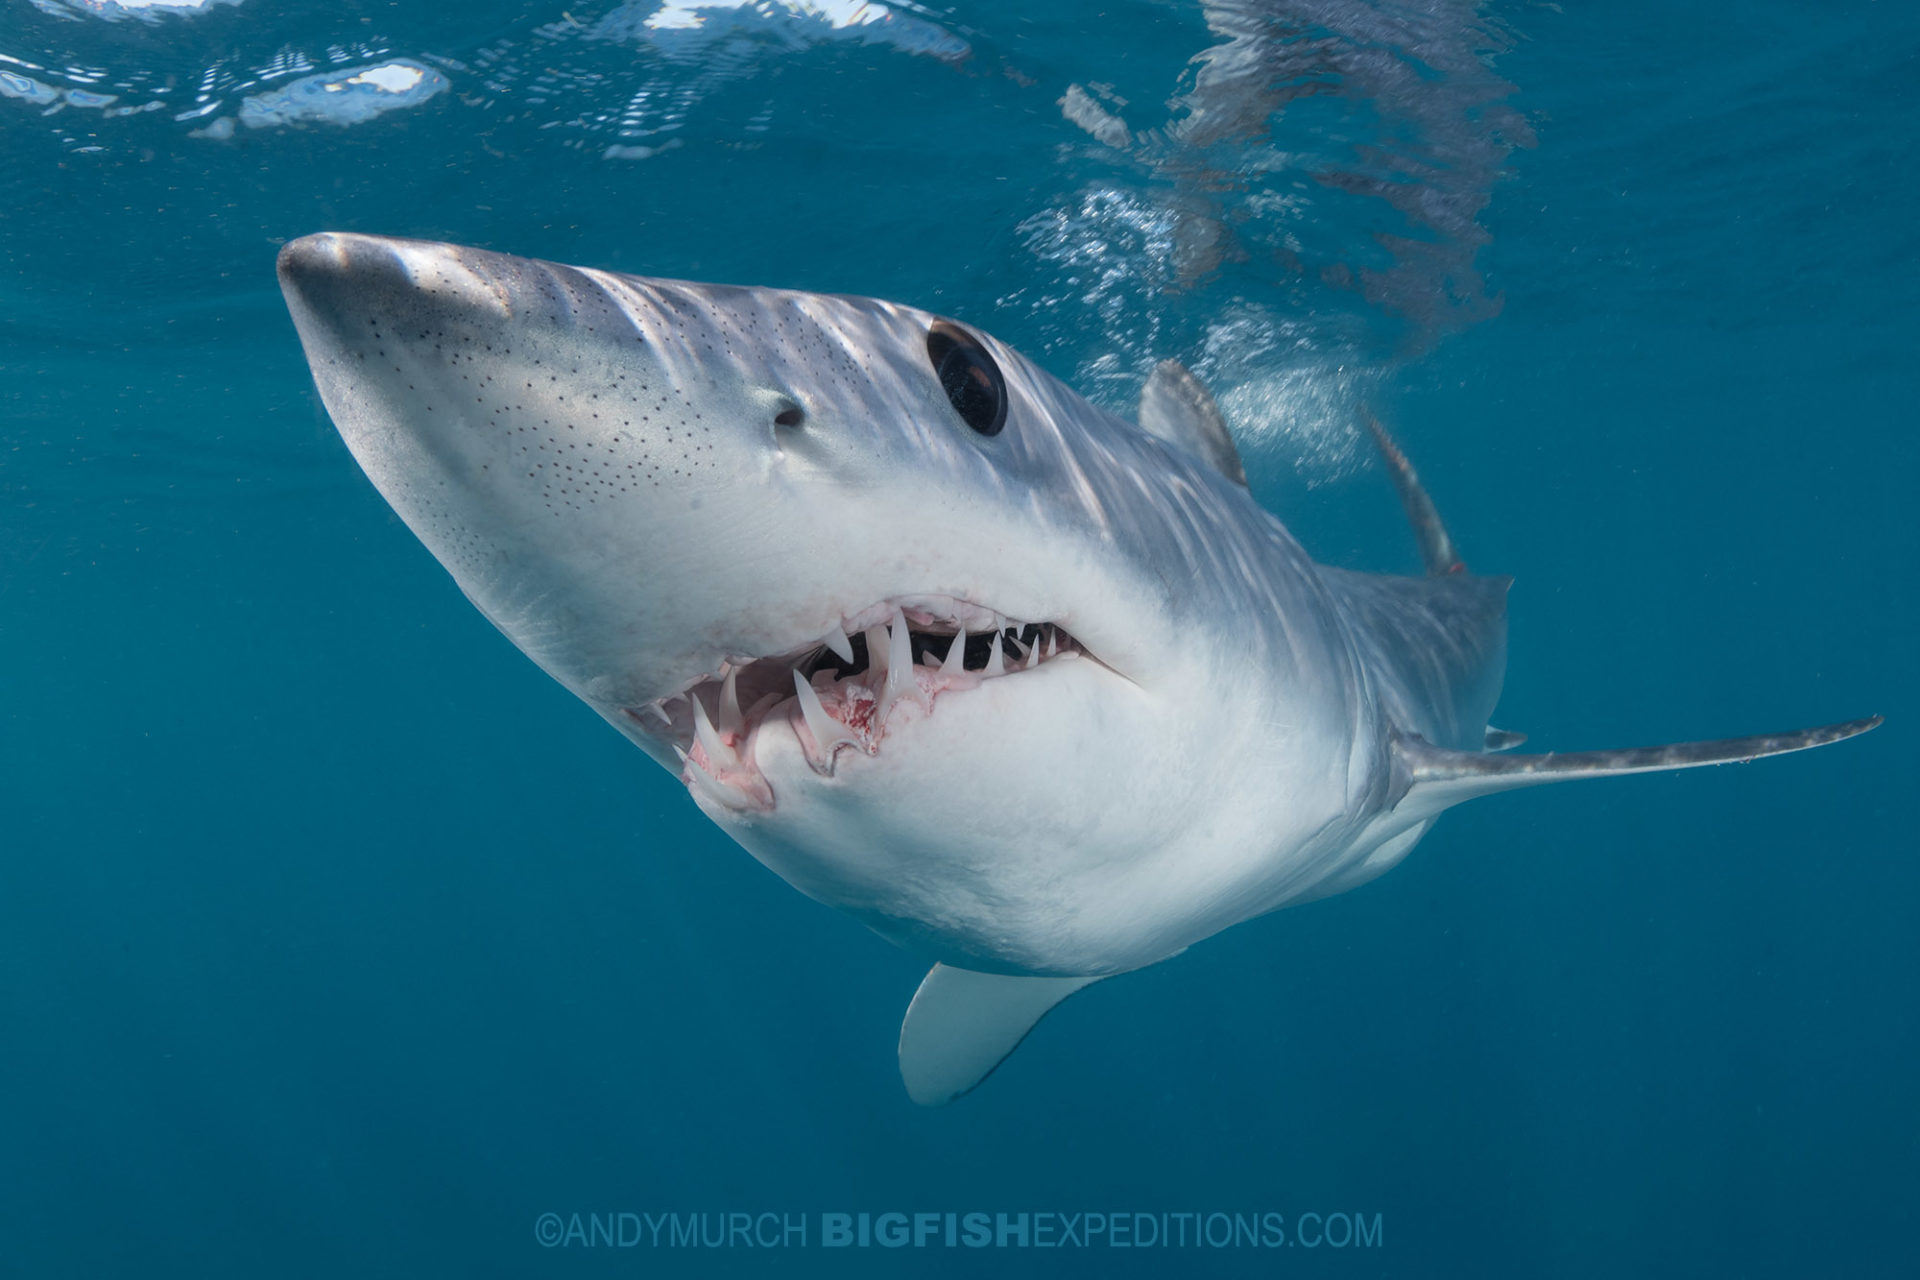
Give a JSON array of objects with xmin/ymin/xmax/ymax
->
[{"xmin": 2, "ymin": 0, "xmax": 1914, "ymax": 1275}]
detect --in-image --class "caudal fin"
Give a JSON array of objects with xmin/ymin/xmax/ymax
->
[{"xmin": 1392, "ymin": 716, "xmax": 1883, "ymax": 821}]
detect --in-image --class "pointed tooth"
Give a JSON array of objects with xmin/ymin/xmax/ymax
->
[
  {"xmin": 882, "ymin": 608, "xmax": 924, "ymax": 714},
  {"xmin": 642, "ymin": 701, "xmax": 671, "ymax": 725},
  {"xmin": 889, "ymin": 609, "xmax": 912, "ymax": 678},
  {"xmin": 1046, "ymin": 626, "xmax": 1058, "ymax": 658},
  {"xmin": 676, "ymin": 746, "xmax": 743, "ymax": 811},
  {"xmin": 793, "ymin": 668, "xmax": 856, "ymax": 760},
  {"xmin": 1026, "ymin": 637, "xmax": 1042, "ymax": 670},
  {"xmin": 1007, "ymin": 631, "xmax": 1030, "ymax": 659},
  {"xmin": 863, "ymin": 624, "xmax": 889, "ymax": 687},
  {"xmin": 940, "ymin": 627, "xmax": 968, "ymax": 676},
  {"xmin": 690, "ymin": 696, "xmax": 737, "ymax": 769},
  {"xmin": 821, "ymin": 627, "xmax": 854, "ymax": 664},
  {"xmin": 718, "ymin": 667, "xmax": 744, "ymax": 736},
  {"xmin": 985, "ymin": 632, "xmax": 1005, "ymax": 677}
]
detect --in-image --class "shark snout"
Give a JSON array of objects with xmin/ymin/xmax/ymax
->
[
  {"xmin": 276, "ymin": 231, "xmax": 876, "ymax": 718},
  {"xmin": 277, "ymin": 231, "xmax": 388, "ymax": 297},
  {"xmin": 278, "ymin": 232, "xmax": 518, "ymax": 346}
]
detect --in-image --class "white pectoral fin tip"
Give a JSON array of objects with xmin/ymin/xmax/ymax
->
[
  {"xmin": 1396, "ymin": 716, "xmax": 1885, "ymax": 815},
  {"xmin": 898, "ymin": 964, "xmax": 1102, "ymax": 1106}
]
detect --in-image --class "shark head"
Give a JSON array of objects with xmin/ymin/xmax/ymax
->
[{"xmin": 278, "ymin": 232, "xmax": 1371, "ymax": 976}]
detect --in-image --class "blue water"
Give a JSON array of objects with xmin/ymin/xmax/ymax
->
[{"xmin": 2, "ymin": 1, "xmax": 1914, "ymax": 1275}]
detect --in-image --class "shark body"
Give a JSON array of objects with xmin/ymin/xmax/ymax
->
[{"xmin": 277, "ymin": 233, "xmax": 1877, "ymax": 1103}]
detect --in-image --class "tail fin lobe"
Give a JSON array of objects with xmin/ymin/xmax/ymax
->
[{"xmin": 1392, "ymin": 716, "xmax": 1883, "ymax": 820}]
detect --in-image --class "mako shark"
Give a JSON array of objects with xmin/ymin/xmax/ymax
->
[{"xmin": 277, "ymin": 233, "xmax": 1878, "ymax": 1104}]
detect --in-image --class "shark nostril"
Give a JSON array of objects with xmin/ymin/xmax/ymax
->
[{"xmin": 773, "ymin": 405, "xmax": 804, "ymax": 429}]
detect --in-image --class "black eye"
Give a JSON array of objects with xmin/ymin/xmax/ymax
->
[{"xmin": 926, "ymin": 322, "xmax": 1007, "ymax": 437}]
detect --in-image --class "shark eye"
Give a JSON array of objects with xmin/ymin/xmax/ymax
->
[{"xmin": 926, "ymin": 322, "xmax": 1007, "ymax": 438}]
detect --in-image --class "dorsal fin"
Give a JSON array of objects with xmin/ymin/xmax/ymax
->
[
  {"xmin": 1361, "ymin": 408, "xmax": 1465, "ymax": 576},
  {"xmin": 898, "ymin": 964, "xmax": 1101, "ymax": 1105},
  {"xmin": 1138, "ymin": 360, "xmax": 1247, "ymax": 486}
]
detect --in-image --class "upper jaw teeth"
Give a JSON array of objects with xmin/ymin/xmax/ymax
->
[
  {"xmin": 624, "ymin": 598, "xmax": 1086, "ymax": 805},
  {"xmin": 840, "ymin": 594, "xmax": 1007, "ymax": 637},
  {"xmin": 716, "ymin": 666, "xmax": 745, "ymax": 737},
  {"xmin": 879, "ymin": 607, "xmax": 928, "ymax": 720},
  {"xmin": 939, "ymin": 627, "xmax": 967, "ymax": 677}
]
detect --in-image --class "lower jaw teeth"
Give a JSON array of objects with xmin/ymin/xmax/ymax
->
[
  {"xmin": 650, "ymin": 613, "xmax": 1079, "ymax": 790},
  {"xmin": 674, "ymin": 744, "xmax": 770, "ymax": 812},
  {"xmin": 793, "ymin": 667, "xmax": 859, "ymax": 760}
]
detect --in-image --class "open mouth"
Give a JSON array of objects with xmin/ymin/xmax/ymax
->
[{"xmin": 622, "ymin": 596, "xmax": 1089, "ymax": 812}]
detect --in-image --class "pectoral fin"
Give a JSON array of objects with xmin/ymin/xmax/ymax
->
[
  {"xmin": 898, "ymin": 964, "xmax": 1102, "ymax": 1106},
  {"xmin": 1394, "ymin": 716, "xmax": 1882, "ymax": 822}
]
